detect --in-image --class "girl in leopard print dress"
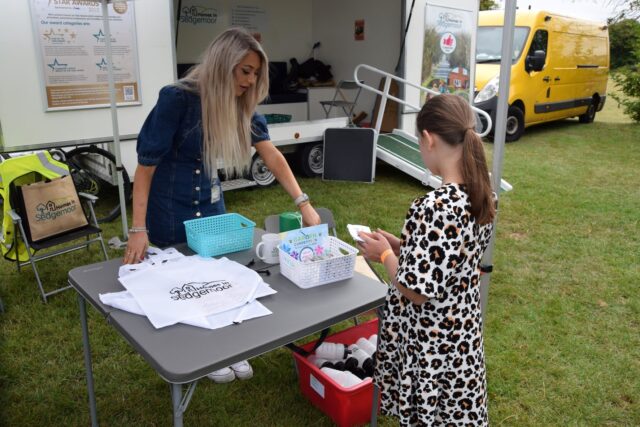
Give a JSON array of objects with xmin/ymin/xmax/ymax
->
[{"xmin": 358, "ymin": 94, "xmax": 496, "ymax": 426}]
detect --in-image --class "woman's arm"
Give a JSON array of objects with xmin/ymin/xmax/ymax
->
[
  {"xmin": 124, "ymin": 164, "xmax": 156, "ymax": 264},
  {"xmin": 254, "ymin": 140, "xmax": 321, "ymax": 226}
]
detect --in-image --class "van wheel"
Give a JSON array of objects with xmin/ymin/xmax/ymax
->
[
  {"xmin": 579, "ymin": 101, "xmax": 596, "ymax": 123},
  {"xmin": 505, "ymin": 106, "xmax": 525, "ymax": 142},
  {"xmin": 249, "ymin": 154, "xmax": 275, "ymax": 186},
  {"xmin": 298, "ymin": 143, "xmax": 324, "ymax": 177}
]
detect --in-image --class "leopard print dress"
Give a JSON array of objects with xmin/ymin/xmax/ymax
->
[{"xmin": 374, "ymin": 183, "xmax": 493, "ymax": 426}]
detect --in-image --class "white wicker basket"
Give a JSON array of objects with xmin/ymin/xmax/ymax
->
[{"xmin": 278, "ymin": 236, "xmax": 358, "ymax": 289}]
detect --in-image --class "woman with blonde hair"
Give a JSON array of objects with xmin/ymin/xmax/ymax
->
[{"xmin": 124, "ymin": 28, "xmax": 321, "ymax": 382}]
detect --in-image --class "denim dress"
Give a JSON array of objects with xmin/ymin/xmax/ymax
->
[{"xmin": 137, "ymin": 85, "xmax": 270, "ymax": 247}]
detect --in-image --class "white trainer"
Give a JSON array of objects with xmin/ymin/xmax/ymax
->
[
  {"xmin": 230, "ymin": 360, "xmax": 253, "ymax": 380},
  {"xmin": 207, "ymin": 367, "xmax": 235, "ymax": 383}
]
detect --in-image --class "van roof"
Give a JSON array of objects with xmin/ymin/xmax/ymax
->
[{"xmin": 478, "ymin": 10, "xmax": 607, "ymax": 27}]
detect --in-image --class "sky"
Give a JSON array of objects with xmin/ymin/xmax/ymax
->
[{"xmin": 494, "ymin": 0, "xmax": 620, "ymax": 23}]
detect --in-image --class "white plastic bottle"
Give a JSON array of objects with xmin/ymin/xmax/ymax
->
[
  {"xmin": 315, "ymin": 342, "xmax": 350, "ymax": 360},
  {"xmin": 356, "ymin": 337, "xmax": 377, "ymax": 357},
  {"xmin": 368, "ymin": 334, "xmax": 378, "ymax": 347},
  {"xmin": 320, "ymin": 367, "xmax": 363, "ymax": 388},
  {"xmin": 307, "ymin": 355, "xmax": 329, "ymax": 368}
]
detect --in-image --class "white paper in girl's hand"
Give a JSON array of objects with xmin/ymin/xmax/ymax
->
[{"xmin": 347, "ymin": 224, "xmax": 371, "ymax": 243}]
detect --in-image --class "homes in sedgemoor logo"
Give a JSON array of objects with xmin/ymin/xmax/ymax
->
[
  {"xmin": 180, "ymin": 5, "xmax": 218, "ymax": 25},
  {"xmin": 437, "ymin": 12, "xmax": 463, "ymax": 30},
  {"xmin": 34, "ymin": 198, "xmax": 78, "ymax": 222},
  {"xmin": 170, "ymin": 280, "xmax": 233, "ymax": 301}
]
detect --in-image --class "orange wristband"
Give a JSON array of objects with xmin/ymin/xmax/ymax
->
[{"xmin": 380, "ymin": 248, "xmax": 394, "ymax": 264}]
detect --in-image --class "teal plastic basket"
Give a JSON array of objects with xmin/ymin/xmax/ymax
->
[{"xmin": 183, "ymin": 213, "xmax": 256, "ymax": 257}]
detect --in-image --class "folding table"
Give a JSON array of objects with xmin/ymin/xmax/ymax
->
[{"xmin": 69, "ymin": 230, "xmax": 388, "ymax": 426}]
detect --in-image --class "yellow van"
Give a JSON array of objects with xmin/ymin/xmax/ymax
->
[{"xmin": 474, "ymin": 10, "xmax": 609, "ymax": 142}]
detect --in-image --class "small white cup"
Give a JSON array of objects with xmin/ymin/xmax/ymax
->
[{"xmin": 256, "ymin": 233, "xmax": 281, "ymax": 264}]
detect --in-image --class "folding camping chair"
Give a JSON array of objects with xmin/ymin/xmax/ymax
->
[
  {"xmin": 319, "ymin": 80, "xmax": 363, "ymax": 125},
  {"xmin": 0, "ymin": 152, "xmax": 108, "ymax": 303}
]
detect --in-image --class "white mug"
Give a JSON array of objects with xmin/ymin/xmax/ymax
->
[{"xmin": 255, "ymin": 233, "xmax": 280, "ymax": 264}]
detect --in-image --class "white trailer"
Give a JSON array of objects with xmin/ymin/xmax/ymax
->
[{"xmin": 1, "ymin": 0, "xmax": 507, "ymax": 191}]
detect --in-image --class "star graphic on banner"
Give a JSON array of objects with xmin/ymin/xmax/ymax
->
[
  {"xmin": 93, "ymin": 29, "xmax": 105, "ymax": 41},
  {"xmin": 42, "ymin": 28, "xmax": 55, "ymax": 40},
  {"xmin": 48, "ymin": 58, "xmax": 67, "ymax": 70},
  {"xmin": 96, "ymin": 58, "xmax": 108, "ymax": 70}
]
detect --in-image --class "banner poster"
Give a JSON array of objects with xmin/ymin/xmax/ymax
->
[
  {"xmin": 231, "ymin": 2, "xmax": 268, "ymax": 42},
  {"xmin": 421, "ymin": 3, "xmax": 474, "ymax": 103},
  {"xmin": 30, "ymin": 0, "xmax": 141, "ymax": 111}
]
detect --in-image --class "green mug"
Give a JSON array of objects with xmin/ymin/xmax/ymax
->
[{"xmin": 279, "ymin": 212, "xmax": 302, "ymax": 232}]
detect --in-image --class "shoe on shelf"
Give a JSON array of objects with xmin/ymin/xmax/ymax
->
[
  {"xmin": 207, "ymin": 367, "xmax": 235, "ymax": 383},
  {"xmin": 231, "ymin": 360, "xmax": 253, "ymax": 380}
]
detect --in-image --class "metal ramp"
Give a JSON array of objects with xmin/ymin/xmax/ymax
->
[
  {"xmin": 377, "ymin": 130, "xmax": 442, "ymax": 189},
  {"xmin": 354, "ymin": 64, "xmax": 513, "ymax": 192},
  {"xmin": 377, "ymin": 129, "xmax": 513, "ymax": 192}
]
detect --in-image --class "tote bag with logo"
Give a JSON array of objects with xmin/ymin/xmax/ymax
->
[{"xmin": 18, "ymin": 175, "xmax": 88, "ymax": 242}]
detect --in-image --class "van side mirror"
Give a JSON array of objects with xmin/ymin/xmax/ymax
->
[{"xmin": 526, "ymin": 50, "xmax": 546, "ymax": 72}]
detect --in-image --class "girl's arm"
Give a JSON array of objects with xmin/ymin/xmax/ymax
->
[
  {"xmin": 358, "ymin": 231, "xmax": 428, "ymax": 305},
  {"xmin": 380, "ymin": 254, "xmax": 428, "ymax": 306},
  {"xmin": 254, "ymin": 140, "xmax": 321, "ymax": 226}
]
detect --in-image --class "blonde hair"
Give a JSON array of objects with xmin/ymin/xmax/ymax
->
[{"xmin": 177, "ymin": 27, "xmax": 269, "ymax": 177}]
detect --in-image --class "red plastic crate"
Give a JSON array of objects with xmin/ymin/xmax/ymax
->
[{"xmin": 292, "ymin": 319, "xmax": 380, "ymax": 427}]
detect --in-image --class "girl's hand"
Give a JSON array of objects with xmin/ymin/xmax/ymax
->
[
  {"xmin": 124, "ymin": 232, "xmax": 149, "ymax": 264},
  {"xmin": 300, "ymin": 203, "xmax": 321, "ymax": 226},
  {"xmin": 357, "ymin": 231, "xmax": 392, "ymax": 263},
  {"xmin": 377, "ymin": 229, "xmax": 401, "ymax": 255}
]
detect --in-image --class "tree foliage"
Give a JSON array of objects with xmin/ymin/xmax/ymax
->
[
  {"xmin": 448, "ymin": 33, "xmax": 471, "ymax": 70},
  {"xmin": 611, "ymin": 66, "xmax": 640, "ymax": 122},
  {"xmin": 422, "ymin": 27, "xmax": 440, "ymax": 81},
  {"xmin": 479, "ymin": 0, "xmax": 498, "ymax": 11},
  {"xmin": 607, "ymin": 0, "xmax": 640, "ymax": 23},
  {"xmin": 608, "ymin": 19, "xmax": 640, "ymax": 69}
]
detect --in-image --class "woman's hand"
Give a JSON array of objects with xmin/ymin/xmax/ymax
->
[
  {"xmin": 123, "ymin": 232, "xmax": 149, "ymax": 264},
  {"xmin": 357, "ymin": 231, "xmax": 392, "ymax": 263},
  {"xmin": 377, "ymin": 229, "xmax": 401, "ymax": 256},
  {"xmin": 300, "ymin": 203, "xmax": 321, "ymax": 226}
]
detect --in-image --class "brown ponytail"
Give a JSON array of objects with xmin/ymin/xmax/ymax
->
[{"xmin": 416, "ymin": 94, "xmax": 495, "ymax": 225}]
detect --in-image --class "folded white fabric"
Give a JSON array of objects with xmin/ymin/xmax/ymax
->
[
  {"xmin": 101, "ymin": 249, "xmax": 277, "ymax": 329},
  {"xmin": 118, "ymin": 246, "xmax": 185, "ymax": 278},
  {"xmin": 99, "ymin": 287, "xmax": 274, "ymax": 329}
]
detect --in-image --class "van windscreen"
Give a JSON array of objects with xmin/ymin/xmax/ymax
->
[{"xmin": 476, "ymin": 27, "xmax": 530, "ymax": 63}]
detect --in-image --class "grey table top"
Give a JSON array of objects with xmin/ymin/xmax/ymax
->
[{"xmin": 68, "ymin": 230, "xmax": 389, "ymax": 384}]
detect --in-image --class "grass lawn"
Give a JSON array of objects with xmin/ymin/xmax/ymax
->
[{"xmin": 1, "ymin": 98, "xmax": 638, "ymax": 426}]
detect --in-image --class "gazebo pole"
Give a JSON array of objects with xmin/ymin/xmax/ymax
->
[
  {"xmin": 479, "ymin": 0, "xmax": 517, "ymax": 321},
  {"xmin": 100, "ymin": 0, "xmax": 129, "ymax": 240}
]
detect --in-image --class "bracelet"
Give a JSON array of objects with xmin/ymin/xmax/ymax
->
[
  {"xmin": 380, "ymin": 248, "xmax": 394, "ymax": 264},
  {"xmin": 294, "ymin": 192, "xmax": 310, "ymax": 207},
  {"xmin": 128, "ymin": 227, "xmax": 148, "ymax": 234},
  {"xmin": 298, "ymin": 200, "xmax": 310, "ymax": 209}
]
